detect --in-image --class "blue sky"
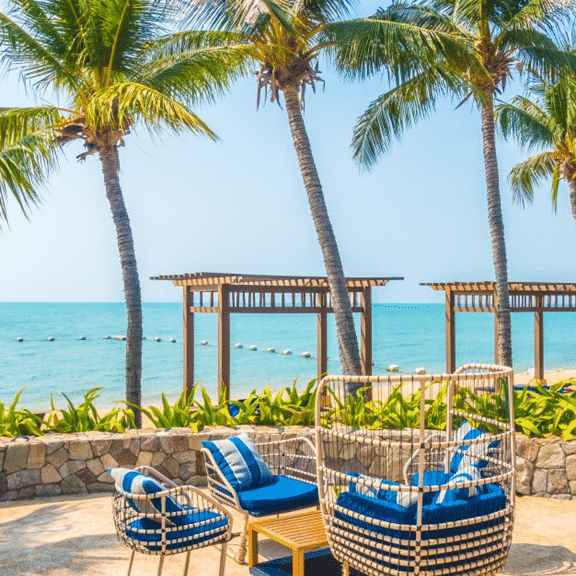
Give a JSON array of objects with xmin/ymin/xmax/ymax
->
[{"xmin": 0, "ymin": 0, "xmax": 575, "ymax": 304}]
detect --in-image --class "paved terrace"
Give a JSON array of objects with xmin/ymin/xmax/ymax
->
[{"xmin": 0, "ymin": 492, "xmax": 575, "ymax": 576}]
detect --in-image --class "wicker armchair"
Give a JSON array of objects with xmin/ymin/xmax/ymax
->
[
  {"xmin": 315, "ymin": 364, "xmax": 516, "ymax": 576},
  {"xmin": 111, "ymin": 465, "xmax": 232, "ymax": 576},
  {"xmin": 201, "ymin": 434, "xmax": 318, "ymax": 564}
]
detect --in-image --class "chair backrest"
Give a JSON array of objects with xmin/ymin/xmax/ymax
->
[{"xmin": 314, "ymin": 364, "xmax": 516, "ymax": 576}]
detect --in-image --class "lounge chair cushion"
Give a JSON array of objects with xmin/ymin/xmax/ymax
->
[
  {"xmin": 126, "ymin": 508, "xmax": 229, "ymax": 552},
  {"xmin": 335, "ymin": 483, "xmax": 506, "ymax": 541},
  {"xmin": 434, "ymin": 466, "xmax": 482, "ymax": 504},
  {"xmin": 451, "ymin": 421, "xmax": 500, "ymax": 472},
  {"xmin": 234, "ymin": 475, "xmax": 318, "ymax": 516},
  {"xmin": 347, "ymin": 472, "xmax": 418, "ymax": 508},
  {"xmin": 109, "ymin": 467, "xmax": 184, "ymax": 525},
  {"xmin": 202, "ymin": 433, "xmax": 274, "ymax": 491}
]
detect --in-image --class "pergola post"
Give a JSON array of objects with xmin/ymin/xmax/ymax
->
[
  {"xmin": 361, "ymin": 287, "xmax": 372, "ymax": 376},
  {"xmin": 218, "ymin": 284, "xmax": 231, "ymax": 401},
  {"xmin": 445, "ymin": 290, "xmax": 456, "ymax": 374},
  {"xmin": 535, "ymin": 295, "xmax": 545, "ymax": 383},
  {"xmin": 183, "ymin": 286, "xmax": 194, "ymax": 396},
  {"xmin": 493, "ymin": 291, "xmax": 500, "ymax": 365},
  {"xmin": 317, "ymin": 291, "xmax": 328, "ymax": 380}
]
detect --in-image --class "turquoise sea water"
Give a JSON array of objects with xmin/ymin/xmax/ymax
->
[{"xmin": 1, "ymin": 302, "xmax": 575, "ymax": 410}]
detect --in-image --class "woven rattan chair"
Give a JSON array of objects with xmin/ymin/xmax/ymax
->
[
  {"xmin": 315, "ymin": 363, "xmax": 516, "ymax": 576},
  {"xmin": 111, "ymin": 465, "xmax": 232, "ymax": 576},
  {"xmin": 201, "ymin": 433, "xmax": 318, "ymax": 564}
]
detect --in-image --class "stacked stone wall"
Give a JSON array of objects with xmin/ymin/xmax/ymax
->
[{"xmin": 0, "ymin": 427, "xmax": 574, "ymax": 501}]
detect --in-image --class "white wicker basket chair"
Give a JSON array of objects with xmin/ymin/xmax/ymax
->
[
  {"xmin": 201, "ymin": 434, "xmax": 318, "ymax": 564},
  {"xmin": 111, "ymin": 465, "xmax": 232, "ymax": 576},
  {"xmin": 315, "ymin": 364, "xmax": 515, "ymax": 576}
]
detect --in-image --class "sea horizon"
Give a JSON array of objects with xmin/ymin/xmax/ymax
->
[{"xmin": 2, "ymin": 301, "xmax": 575, "ymax": 411}]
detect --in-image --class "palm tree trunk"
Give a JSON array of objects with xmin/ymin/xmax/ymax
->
[
  {"xmin": 282, "ymin": 84, "xmax": 362, "ymax": 376},
  {"xmin": 481, "ymin": 96, "xmax": 512, "ymax": 368},
  {"xmin": 99, "ymin": 145, "xmax": 143, "ymax": 428},
  {"xmin": 569, "ymin": 177, "xmax": 576, "ymax": 225}
]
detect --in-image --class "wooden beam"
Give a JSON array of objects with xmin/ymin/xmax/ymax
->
[
  {"xmin": 218, "ymin": 284, "xmax": 231, "ymax": 402},
  {"xmin": 183, "ymin": 286, "xmax": 194, "ymax": 397},
  {"xmin": 361, "ymin": 287, "xmax": 372, "ymax": 376},
  {"xmin": 535, "ymin": 302, "xmax": 545, "ymax": 384},
  {"xmin": 317, "ymin": 291, "xmax": 328, "ymax": 381},
  {"xmin": 446, "ymin": 290, "xmax": 456, "ymax": 373}
]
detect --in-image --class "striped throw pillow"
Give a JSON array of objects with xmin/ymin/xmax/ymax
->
[
  {"xmin": 451, "ymin": 421, "xmax": 499, "ymax": 473},
  {"xmin": 349, "ymin": 472, "xmax": 418, "ymax": 508},
  {"xmin": 435, "ymin": 466, "xmax": 482, "ymax": 504},
  {"xmin": 202, "ymin": 433, "xmax": 274, "ymax": 491},
  {"xmin": 109, "ymin": 468, "xmax": 184, "ymax": 525}
]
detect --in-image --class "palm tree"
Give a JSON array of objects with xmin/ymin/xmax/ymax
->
[
  {"xmin": 179, "ymin": 0, "xmax": 372, "ymax": 375},
  {"xmin": 498, "ymin": 73, "xmax": 576, "ymax": 223},
  {"xmin": 0, "ymin": 0, "xmax": 246, "ymax": 426},
  {"xmin": 338, "ymin": 0, "xmax": 576, "ymax": 368}
]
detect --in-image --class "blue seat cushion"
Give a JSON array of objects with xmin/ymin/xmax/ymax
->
[
  {"xmin": 335, "ymin": 483, "xmax": 506, "ymax": 542},
  {"xmin": 126, "ymin": 509, "xmax": 229, "ymax": 551},
  {"xmin": 410, "ymin": 470, "xmax": 451, "ymax": 504},
  {"xmin": 202, "ymin": 433, "xmax": 274, "ymax": 491},
  {"xmin": 235, "ymin": 475, "xmax": 318, "ymax": 516}
]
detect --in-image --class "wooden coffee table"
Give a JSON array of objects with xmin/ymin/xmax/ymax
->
[{"xmin": 248, "ymin": 509, "xmax": 328, "ymax": 576}]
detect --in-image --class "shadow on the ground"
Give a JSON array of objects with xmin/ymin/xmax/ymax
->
[
  {"xmin": 0, "ymin": 503, "xmax": 121, "ymax": 576},
  {"xmin": 503, "ymin": 543, "xmax": 576, "ymax": 575}
]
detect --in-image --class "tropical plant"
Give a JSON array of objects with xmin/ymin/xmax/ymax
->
[
  {"xmin": 0, "ymin": 0, "xmax": 247, "ymax": 426},
  {"xmin": 497, "ymin": 71, "xmax": 576, "ymax": 223},
  {"xmin": 0, "ymin": 388, "xmax": 44, "ymax": 437},
  {"xmin": 46, "ymin": 388, "xmax": 135, "ymax": 433},
  {"xmin": 179, "ymin": 0, "xmax": 368, "ymax": 376},
  {"xmin": 335, "ymin": 0, "xmax": 576, "ymax": 368}
]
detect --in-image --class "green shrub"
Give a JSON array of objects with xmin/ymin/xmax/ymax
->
[{"xmin": 0, "ymin": 389, "xmax": 44, "ymax": 437}]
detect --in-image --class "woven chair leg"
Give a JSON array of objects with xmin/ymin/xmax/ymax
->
[
  {"xmin": 126, "ymin": 549, "xmax": 135, "ymax": 576},
  {"xmin": 219, "ymin": 542, "xmax": 228, "ymax": 576},
  {"xmin": 157, "ymin": 555, "xmax": 165, "ymax": 576},
  {"xmin": 182, "ymin": 551, "xmax": 191, "ymax": 576},
  {"xmin": 342, "ymin": 562, "xmax": 349, "ymax": 576},
  {"xmin": 235, "ymin": 514, "xmax": 250, "ymax": 564}
]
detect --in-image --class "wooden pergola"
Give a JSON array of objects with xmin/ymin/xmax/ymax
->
[
  {"xmin": 151, "ymin": 272, "xmax": 402, "ymax": 399},
  {"xmin": 422, "ymin": 281, "xmax": 576, "ymax": 382}
]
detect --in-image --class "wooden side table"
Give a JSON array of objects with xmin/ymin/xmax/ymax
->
[{"xmin": 248, "ymin": 509, "xmax": 328, "ymax": 576}]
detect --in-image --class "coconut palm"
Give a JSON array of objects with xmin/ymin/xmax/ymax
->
[
  {"xmin": 0, "ymin": 0, "xmax": 247, "ymax": 426},
  {"xmin": 498, "ymin": 73, "xmax": 576, "ymax": 223},
  {"xmin": 179, "ymin": 0, "xmax": 463, "ymax": 376},
  {"xmin": 339, "ymin": 0, "xmax": 576, "ymax": 368}
]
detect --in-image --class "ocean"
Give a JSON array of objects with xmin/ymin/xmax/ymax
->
[{"xmin": 1, "ymin": 302, "xmax": 575, "ymax": 411}]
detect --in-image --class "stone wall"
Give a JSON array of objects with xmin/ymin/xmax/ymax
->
[
  {"xmin": 515, "ymin": 434, "xmax": 576, "ymax": 499},
  {"xmin": 0, "ymin": 427, "xmax": 574, "ymax": 501}
]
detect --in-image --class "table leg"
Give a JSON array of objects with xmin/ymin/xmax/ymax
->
[
  {"xmin": 248, "ymin": 527, "xmax": 259, "ymax": 567},
  {"xmin": 293, "ymin": 550, "xmax": 305, "ymax": 576}
]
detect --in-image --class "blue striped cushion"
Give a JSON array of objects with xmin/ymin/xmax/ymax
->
[
  {"xmin": 348, "ymin": 472, "xmax": 418, "ymax": 508},
  {"xmin": 202, "ymin": 433, "xmax": 274, "ymax": 491},
  {"xmin": 109, "ymin": 468, "xmax": 184, "ymax": 525},
  {"xmin": 451, "ymin": 421, "xmax": 499, "ymax": 472},
  {"xmin": 435, "ymin": 466, "xmax": 482, "ymax": 504}
]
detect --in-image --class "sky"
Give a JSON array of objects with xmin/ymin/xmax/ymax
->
[{"xmin": 1, "ymin": 1, "xmax": 575, "ymax": 305}]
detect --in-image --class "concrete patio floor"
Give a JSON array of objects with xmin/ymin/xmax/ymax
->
[{"xmin": 0, "ymin": 492, "xmax": 575, "ymax": 576}]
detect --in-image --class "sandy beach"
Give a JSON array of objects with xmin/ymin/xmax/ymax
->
[{"xmin": 514, "ymin": 366, "xmax": 576, "ymax": 386}]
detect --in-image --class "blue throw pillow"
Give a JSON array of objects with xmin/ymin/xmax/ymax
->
[
  {"xmin": 435, "ymin": 466, "xmax": 482, "ymax": 504},
  {"xmin": 202, "ymin": 432, "xmax": 274, "ymax": 491},
  {"xmin": 109, "ymin": 467, "xmax": 184, "ymax": 525},
  {"xmin": 450, "ymin": 421, "xmax": 500, "ymax": 472},
  {"xmin": 347, "ymin": 472, "xmax": 418, "ymax": 508}
]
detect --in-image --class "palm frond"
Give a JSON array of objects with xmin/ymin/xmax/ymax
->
[
  {"xmin": 509, "ymin": 151, "xmax": 555, "ymax": 205},
  {"xmin": 497, "ymin": 97, "xmax": 554, "ymax": 150},
  {"xmin": 504, "ymin": 0, "xmax": 576, "ymax": 34},
  {"xmin": 0, "ymin": 106, "xmax": 63, "ymax": 148},
  {"xmin": 84, "ymin": 82, "xmax": 216, "ymax": 139}
]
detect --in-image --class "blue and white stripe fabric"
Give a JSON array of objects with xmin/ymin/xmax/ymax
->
[
  {"xmin": 202, "ymin": 433, "xmax": 274, "ymax": 491},
  {"xmin": 109, "ymin": 468, "xmax": 183, "ymax": 525},
  {"xmin": 348, "ymin": 472, "xmax": 418, "ymax": 508},
  {"xmin": 435, "ymin": 465, "xmax": 482, "ymax": 504},
  {"xmin": 450, "ymin": 421, "xmax": 500, "ymax": 473}
]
